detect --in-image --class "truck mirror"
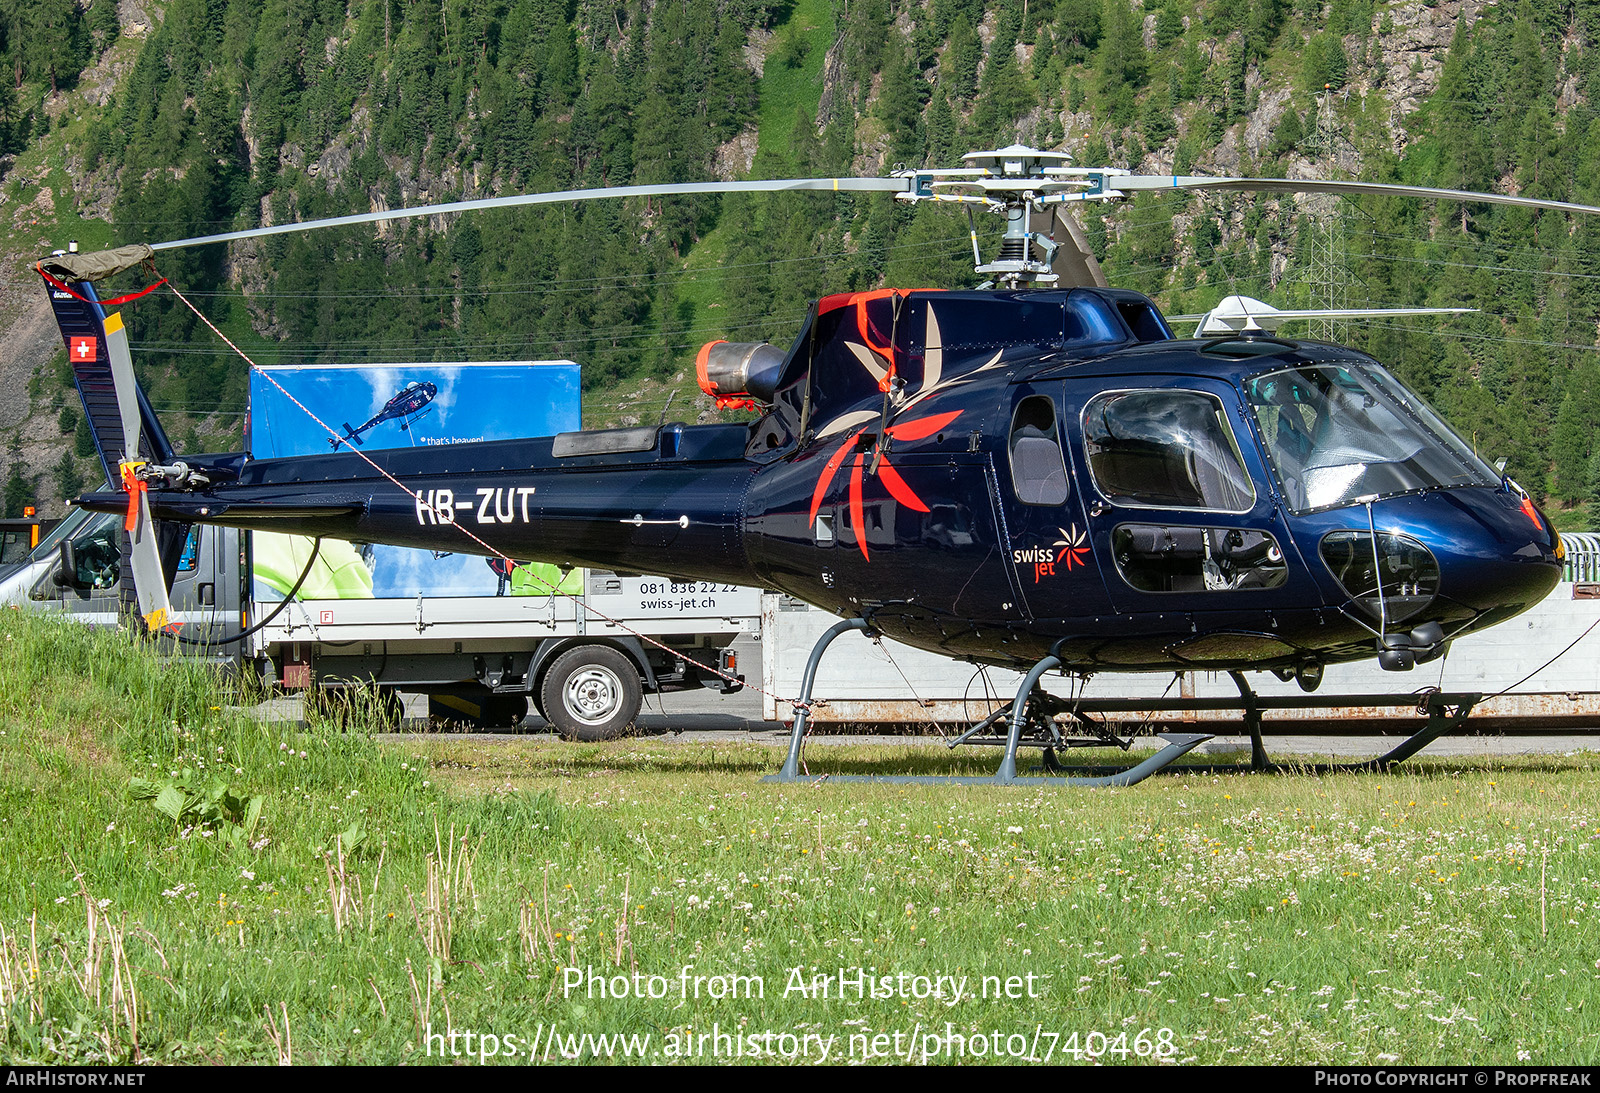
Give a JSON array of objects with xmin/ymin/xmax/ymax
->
[{"xmin": 54, "ymin": 540, "xmax": 86, "ymax": 590}]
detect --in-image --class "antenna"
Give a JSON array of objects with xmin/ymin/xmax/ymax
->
[{"xmin": 1302, "ymin": 85, "xmax": 1359, "ymax": 341}]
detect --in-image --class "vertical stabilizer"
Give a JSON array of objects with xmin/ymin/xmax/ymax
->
[
  {"xmin": 38, "ymin": 252, "xmax": 183, "ymax": 630},
  {"xmin": 42, "ymin": 273, "xmax": 175, "ymax": 482}
]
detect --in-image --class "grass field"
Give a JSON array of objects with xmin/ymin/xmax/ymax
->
[{"xmin": 1, "ymin": 613, "xmax": 1597, "ymax": 1065}]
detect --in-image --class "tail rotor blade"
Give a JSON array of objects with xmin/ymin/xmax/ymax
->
[
  {"xmin": 127, "ymin": 490, "xmax": 175, "ymax": 633},
  {"xmin": 104, "ymin": 309, "xmax": 173, "ymax": 631},
  {"xmin": 102, "ymin": 312, "xmax": 142, "ymax": 460}
]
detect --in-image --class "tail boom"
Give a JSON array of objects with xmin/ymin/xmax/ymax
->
[{"xmin": 78, "ymin": 438, "xmax": 766, "ymax": 588}]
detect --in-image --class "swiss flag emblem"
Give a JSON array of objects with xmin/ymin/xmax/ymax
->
[{"xmin": 69, "ymin": 336, "xmax": 97, "ymax": 362}]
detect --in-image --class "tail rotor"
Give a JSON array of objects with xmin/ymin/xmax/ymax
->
[{"xmin": 102, "ymin": 311, "xmax": 178, "ymax": 633}]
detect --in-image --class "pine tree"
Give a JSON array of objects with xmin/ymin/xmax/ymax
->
[
  {"xmin": 1097, "ymin": 0, "xmax": 1146, "ymax": 125},
  {"xmin": 926, "ymin": 90, "xmax": 957, "ymax": 166},
  {"xmin": 1155, "ymin": 5, "xmax": 1182, "ymax": 50},
  {"xmin": 3, "ymin": 462, "xmax": 32, "ymax": 519},
  {"xmin": 877, "ymin": 36, "xmax": 925, "ymax": 165},
  {"xmin": 1551, "ymin": 395, "xmax": 1590, "ymax": 504},
  {"xmin": 1140, "ymin": 81, "xmax": 1176, "ymax": 147},
  {"xmin": 74, "ymin": 415, "xmax": 97, "ymax": 459},
  {"xmin": 1268, "ymin": 108, "xmax": 1303, "ymax": 159},
  {"xmin": 945, "ymin": 15, "xmax": 981, "ymax": 101},
  {"xmin": 1587, "ymin": 448, "xmax": 1600, "ymax": 528},
  {"xmin": 1055, "ymin": 0, "xmax": 1102, "ymax": 63},
  {"xmin": 1302, "ymin": 33, "xmax": 1347, "ymax": 93},
  {"xmin": 53, "ymin": 449, "xmax": 84, "ymax": 500}
]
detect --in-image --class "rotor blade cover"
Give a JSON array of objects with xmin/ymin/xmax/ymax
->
[
  {"xmin": 697, "ymin": 341, "xmax": 786, "ymax": 407},
  {"xmin": 38, "ymin": 244, "xmax": 156, "ymax": 282}
]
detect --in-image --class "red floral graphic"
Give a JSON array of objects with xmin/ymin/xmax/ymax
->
[{"xmin": 809, "ymin": 409, "xmax": 963, "ymax": 560}]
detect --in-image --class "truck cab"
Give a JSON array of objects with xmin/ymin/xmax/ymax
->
[{"xmin": 0, "ymin": 505, "xmax": 247, "ymax": 666}]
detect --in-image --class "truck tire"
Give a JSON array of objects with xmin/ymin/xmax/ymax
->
[{"xmin": 540, "ymin": 646, "xmax": 642, "ymax": 742}]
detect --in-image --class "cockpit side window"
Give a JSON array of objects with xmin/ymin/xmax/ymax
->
[
  {"xmin": 80, "ymin": 517, "xmax": 122, "ymax": 589},
  {"xmin": 1115, "ymin": 299, "xmax": 1173, "ymax": 343},
  {"xmin": 1008, "ymin": 395, "xmax": 1070, "ymax": 506},
  {"xmin": 1082, "ymin": 390, "xmax": 1255, "ymax": 512}
]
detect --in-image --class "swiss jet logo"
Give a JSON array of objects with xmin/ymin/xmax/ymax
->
[
  {"xmin": 1013, "ymin": 525, "xmax": 1091, "ymax": 583},
  {"xmin": 69, "ymin": 336, "xmax": 97, "ymax": 362}
]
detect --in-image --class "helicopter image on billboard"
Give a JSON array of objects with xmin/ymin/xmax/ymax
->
[
  {"xmin": 328, "ymin": 381, "xmax": 439, "ymax": 451},
  {"xmin": 38, "ymin": 146, "xmax": 1594, "ymax": 785}
]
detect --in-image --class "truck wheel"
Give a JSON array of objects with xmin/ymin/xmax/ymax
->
[{"xmin": 540, "ymin": 646, "xmax": 641, "ymax": 742}]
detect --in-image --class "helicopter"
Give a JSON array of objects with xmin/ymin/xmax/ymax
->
[
  {"xmin": 328, "ymin": 381, "xmax": 439, "ymax": 451},
  {"xmin": 36, "ymin": 146, "xmax": 1595, "ymax": 786}
]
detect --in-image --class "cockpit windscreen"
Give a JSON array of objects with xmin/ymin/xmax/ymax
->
[{"xmin": 1245, "ymin": 363, "xmax": 1500, "ymax": 514}]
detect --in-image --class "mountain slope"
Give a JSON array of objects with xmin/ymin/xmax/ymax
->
[{"xmin": 1, "ymin": 0, "xmax": 1598, "ymax": 526}]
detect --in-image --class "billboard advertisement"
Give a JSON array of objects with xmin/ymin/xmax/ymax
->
[{"xmin": 248, "ymin": 362, "xmax": 583, "ymax": 600}]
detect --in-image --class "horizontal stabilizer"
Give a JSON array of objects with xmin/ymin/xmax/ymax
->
[
  {"xmin": 1175, "ymin": 295, "xmax": 1476, "ymax": 336},
  {"xmin": 75, "ymin": 491, "xmax": 365, "ymax": 525}
]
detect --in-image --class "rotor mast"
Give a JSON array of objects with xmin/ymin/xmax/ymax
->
[{"xmin": 895, "ymin": 145, "xmax": 1085, "ymax": 289}]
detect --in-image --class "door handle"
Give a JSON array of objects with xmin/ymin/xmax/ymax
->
[{"xmin": 199, "ymin": 582, "xmax": 215, "ymax": 606}]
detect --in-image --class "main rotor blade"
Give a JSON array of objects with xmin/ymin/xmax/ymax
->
[
  {"xmin": 1049, "ymin": 206, "xmax": 1107, "ymax": 288},
  {"xmin": 1114, "ymin": 175, "xmax": 1600, "ymax": 216},
  {"xmin": 150, "ymin": 177, "xmax": 912, "ymax": 252},
  {"xmin": 1171, "ymin": 295, "xmax": 1478, "ymax": 335}
]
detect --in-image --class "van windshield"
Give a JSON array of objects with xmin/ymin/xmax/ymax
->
[
  {"xmin": 1245, "ymin": 364, "xmax": 1499, "ymax": 513},
  {"xmin": 27, "ymin": 504, "xmax": 95, "ymax": 562}
]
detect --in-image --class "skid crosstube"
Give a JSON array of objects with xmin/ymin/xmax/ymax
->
[{"xmin": 762, "ymin": 620, "xmax": 1482, "ymax": 786}]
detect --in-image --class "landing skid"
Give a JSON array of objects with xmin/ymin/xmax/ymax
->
[
  {"xmin": 761, "ymin": 620, "xmax": 1483, "ymax": 786},
  {"xmin": 763, "ymin": 620, "xmax": 1210, "ymax": 787},
  {"xmin": 1012, "ymin": 671, "xmax": 1483, "ymax": 775}
]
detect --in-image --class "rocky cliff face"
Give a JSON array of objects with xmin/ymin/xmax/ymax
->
[{"xmin": 1, "ymin": 0, "xmax": 1592, "ymax": 516}]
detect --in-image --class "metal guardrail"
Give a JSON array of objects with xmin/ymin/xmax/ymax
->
[{"xmin": 1564, "ymin": 532, "xmax": 1600, "ymax": 583}]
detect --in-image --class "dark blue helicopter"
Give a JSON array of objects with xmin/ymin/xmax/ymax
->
[
  {"xmin": 39, "ymin": 147, "xmax": 1591, "ymax": 785},
  {"xmin": 329, "ymin": 381, "xmax": 438, "ymax": 450}
]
